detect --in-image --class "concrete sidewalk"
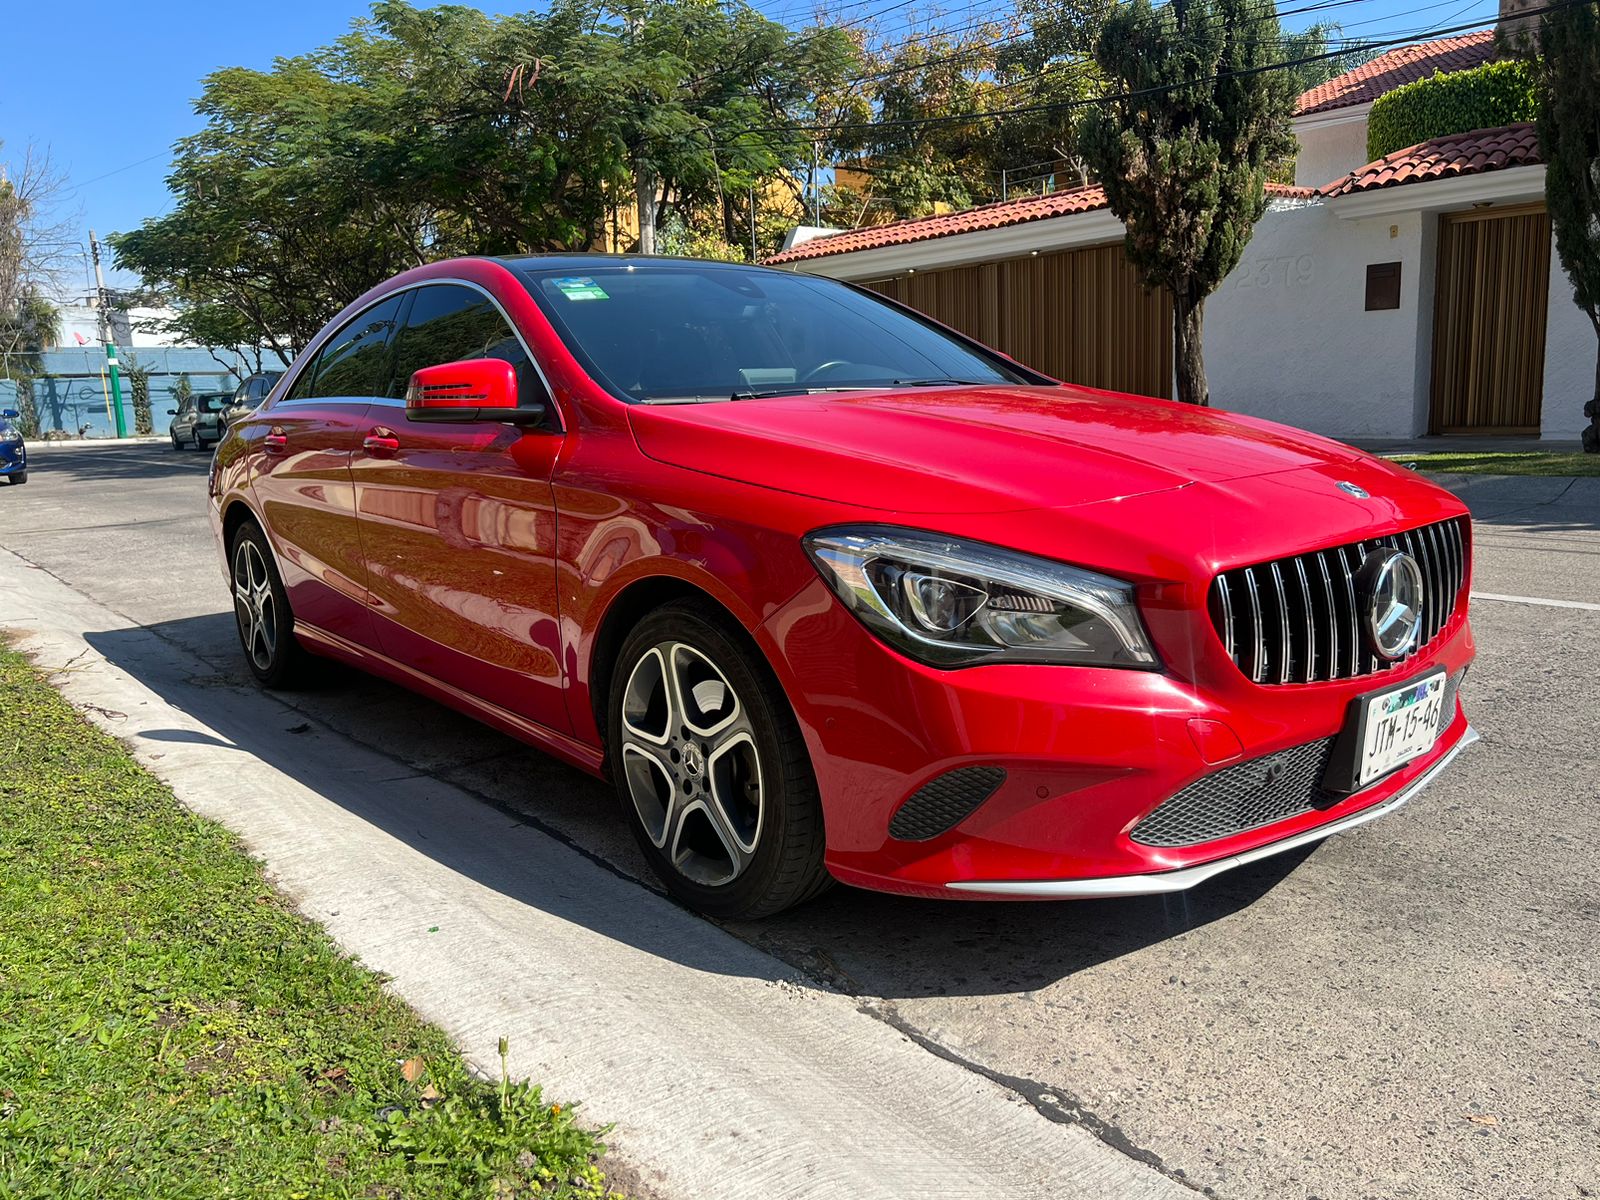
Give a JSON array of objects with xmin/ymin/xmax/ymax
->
[{"xmin": 0, "ymin": 544, "xmax": 1187, "ymax": 1200}]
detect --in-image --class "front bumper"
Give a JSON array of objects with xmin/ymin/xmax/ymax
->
[
  {"xmin": 763, "ymin": 574, "xmax": 1477, "ymax": 900},
  {"xmin": 947, "ymin": 725, "xmax": 1478, "ymax": 898},
  {"xmin": 0, "ymin": 447, "xmax": 25, "ymax": 473}
]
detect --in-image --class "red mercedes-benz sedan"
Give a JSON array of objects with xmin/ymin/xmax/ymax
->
[{"xmin": 209, "ymin": 255, "xmax": 1477, "ymax": 917}]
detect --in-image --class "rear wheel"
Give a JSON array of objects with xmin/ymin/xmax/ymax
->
[
  {"xmin": 229, "ymin": 521, "xmax": 310, "ymax": 688},
  {"xmin": 608, "ymin": 601, "xmax": 830, "ymax": 919},
  {"xmin": 191, "ymin": 429, "xmax": 204, "ymax": 451}
]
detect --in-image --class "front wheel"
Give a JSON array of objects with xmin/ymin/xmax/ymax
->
[
  {"xmin": 608, "ymin": 602, "xmax": 830, "ymax": 919},
  {"xmin": 229, "ymin": 522, "xmax": 310, "ymax": 688},
  {"xmin": 6, "ymin": 470, "xmax": 25, "ymax": 485}
]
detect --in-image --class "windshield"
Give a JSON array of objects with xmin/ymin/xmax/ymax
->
[{"xmin": 515, "ymin": 262, "xmax": 1027, "ymax": 403}]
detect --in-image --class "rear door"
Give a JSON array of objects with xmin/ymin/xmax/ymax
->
[
  {"xmin": 247, "ymin": 293, "xmax": 405, "ymax": 649},
  {"xmin": 350, "ymin": 281, "xmax": 568, "ymax": 732}
]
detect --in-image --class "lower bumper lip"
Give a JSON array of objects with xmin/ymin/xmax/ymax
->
[{"xmin": 945, "ymin": 724, "xmax": 1479, "ymax": 898}]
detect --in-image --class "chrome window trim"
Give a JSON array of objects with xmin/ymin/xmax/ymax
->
[{"xmin": 269, "ymin": 276, "xmax": 562, "ymax": 430}]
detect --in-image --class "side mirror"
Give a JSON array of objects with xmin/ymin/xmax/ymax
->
[
  {"xmin": 166, "ymin": 408, "xmax": 176, "ymax": 415},
  {"xmin": 0, "ymin": 409, "xmax": 18, "ymax": 420},
  {"xmin": 405, "ymin": 358, "xmax": 545, "ymax": 426}
]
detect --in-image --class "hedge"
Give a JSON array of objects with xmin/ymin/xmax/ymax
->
[{"xmin": 1366, "ymin": 59, "xmax": 1539, "ymax": 161}]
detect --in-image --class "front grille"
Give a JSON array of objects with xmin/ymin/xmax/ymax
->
[
  {"xmin": 888, "ymin": 767, "xmax": 1007, "ymax": 841},
  {"xmin": 1130, "ymin": 739, "xmax": 1336, "ymax": 847},
  {"xmin": 1209, "ymin": 517, "xmax": 1469, "ymax": 685}
]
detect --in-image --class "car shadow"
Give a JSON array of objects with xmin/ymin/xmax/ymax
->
[{"xmin": 86, "ymin": 612, "xmax": 1321, "ymax": 1001}]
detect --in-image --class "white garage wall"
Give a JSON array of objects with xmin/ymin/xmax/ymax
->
[
  {"xmin": 1541, "ymin": 251, "xmax": 1596, "ymax": 439},
  {"xmin": 1206, "ymin": 202, "xmax": 1433, "ymax": 439}
]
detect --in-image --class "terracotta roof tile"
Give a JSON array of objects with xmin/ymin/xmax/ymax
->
[
  {"xmin": 1320, "ymin": 121, "xmax": 1541, "ymax": 196},
  {"xmin": 764, "ymin": 183, "xmax": 1315, "ymax": 266},
  {"xmin": 1294, "ymin": 31, "xmax": 1495, "ymax": 116}
]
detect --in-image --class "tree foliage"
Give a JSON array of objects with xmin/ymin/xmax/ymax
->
[
  {"xmin": 1522, "ymin": 1, "xmax": 1600, "ymax": 452},
  {"xmin": 113, "ymin": 1, "xmax": 859, "ymax": 357},
  {"xmin": 1079, "ymin": 0, "xmax": 1295, "ymax": 405}
]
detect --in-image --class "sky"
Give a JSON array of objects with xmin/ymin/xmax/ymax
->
[{"xmin": 0, "ymin": 0, "xmax": 1498, "ymax": 293}]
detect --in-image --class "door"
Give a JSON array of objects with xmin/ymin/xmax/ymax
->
[
  {"xmin": 1430, "ymin": 204, "xmax": 1551, "ymax": 435},
  {"xmin": 351, "ymin": 281, "xmax": 569, "ymax": 733},
  {"xmin": 248, "ymin": 293, "xmax": 405, "ymax": 648}
]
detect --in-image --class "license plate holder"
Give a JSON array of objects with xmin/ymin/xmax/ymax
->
[{"xmin": 1321, "ymin": 670, "xmax": 1448, "ymax": 797}]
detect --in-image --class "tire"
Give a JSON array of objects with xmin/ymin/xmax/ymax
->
[
  {"xmin": 6, "ymin": 471, "xmax": 24, "ymax": 485},
  {"xmin": 171, "ymin": 431, "xmax": 182, "ymax": 450},
  {"xmin": 229, "ymin": 521, "xmax": 311, "ymax": 688},
  {"xmin": 607, "ymin": 601, "xmax": 831, "ymax": 919},
  {"xmin": 191, "ymin": 429, "xmax": 204, "ymax": 451}
]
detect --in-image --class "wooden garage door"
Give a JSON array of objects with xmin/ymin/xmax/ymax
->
[
  {"xmin": 1430, "ymin": 205, "xmax": 1551, "ymax": 435},
  {"xmin": 864, "ymin": 245, "xmax": 1172, "ymax": 399}
]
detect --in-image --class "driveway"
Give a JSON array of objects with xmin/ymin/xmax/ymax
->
[{"xmin": 3, "ymin": 442, "xmax": 1597, "ymax": 1200}]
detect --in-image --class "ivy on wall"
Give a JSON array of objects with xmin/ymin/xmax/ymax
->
[{"xmin": 1366, "ymin": 60, "xmax": 1539, "ymax": 161}]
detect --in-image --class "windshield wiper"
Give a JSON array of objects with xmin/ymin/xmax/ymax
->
[
  {"xmin": 891, "ymin": 377, "xmax": 988, "ymax": 387},
  {"xmin": 729, "ymin": 386, "xmax": 878, "ymax": 401}
]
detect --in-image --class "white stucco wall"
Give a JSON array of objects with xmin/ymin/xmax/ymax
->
[
  {"xmin": 1206, "ymin": 202, "xmax": 1433, "ymax": 439},
  {"xmin": 1541, "ymin": 249, "xmax": 1596, "ymax": 438},
  {"xmin": 1293, "ymin": 113, "xmax": 1373, "ymax": 190}
]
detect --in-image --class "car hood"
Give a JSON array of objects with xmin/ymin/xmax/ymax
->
[{"xmin": 627, "ymin": 384, "xmax": 1384, "ymax": 514}]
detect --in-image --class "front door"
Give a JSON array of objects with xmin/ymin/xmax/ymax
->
[
  {"xmin": 351, "ymin": 281, "xmax": 569, "ymax": 734},
  {"xmin": 247, "ymin": 293, "xmax": 405, "ymax": 648},
  {"xmin": 1430, "ymin": 204, "xmax": 1552, "ymax": 435}
]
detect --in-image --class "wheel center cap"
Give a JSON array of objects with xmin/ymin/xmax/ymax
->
[{"xmin": 683, "ymin": 744, "xmax": 704, "ymax": 777}]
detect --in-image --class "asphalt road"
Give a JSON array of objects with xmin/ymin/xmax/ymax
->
[{"xmin": 4, "ymin": 441, "xmax": 1597, "ymax": 1200}]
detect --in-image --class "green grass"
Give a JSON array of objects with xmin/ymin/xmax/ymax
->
[
  {"xmin": 1386, "ymin": 451, "xmax": 1600, "ymax": 477},
  {"xmin": 0, "ymin": 644, "xmax": 622, "ymax": 1200}
]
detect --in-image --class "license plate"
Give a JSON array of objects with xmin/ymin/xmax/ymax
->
[{"xmin": 1357, "ymin": 671, "xmax": 1447, "ymax": 786}]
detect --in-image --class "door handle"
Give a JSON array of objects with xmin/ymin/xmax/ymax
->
[
  {"xmin": 263, "ymin": 432, "xmax": 288, "ymax": 454},
  {"xmin": 362, "ymin": 433, "xmax": 401, "ymax": 457}
]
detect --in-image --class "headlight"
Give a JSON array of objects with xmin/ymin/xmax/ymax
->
[{"xmin": 803, "ymin": 525, "xmax": 1158, "ymax": 669}]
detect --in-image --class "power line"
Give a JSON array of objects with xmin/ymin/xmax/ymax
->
[{"xmin": 724, "ymin": 0, "xmax": 1580, "ymax": 141}]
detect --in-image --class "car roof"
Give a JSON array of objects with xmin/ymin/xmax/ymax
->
[{"xmin": 495, "ymin": 254, "xmax": 788, "ymax": 276}]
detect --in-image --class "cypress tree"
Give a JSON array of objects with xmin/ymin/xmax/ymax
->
[
  {"xmin": 1526, "ymin": 0, "xmax": 1600, "ymax": 452},
  {"xmin": 1080, "ymin": 0, "xmax": 1295, "ymax": 406}
]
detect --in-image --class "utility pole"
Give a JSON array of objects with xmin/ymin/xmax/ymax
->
[
  {"xmin": 811, "ymin": 143, "xmax": 821, "ymax": 226},
  {"xmin": 89, "ymin": 230, "xmax": 128, "ymax": 439}
]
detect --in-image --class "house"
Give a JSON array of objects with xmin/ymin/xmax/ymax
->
[{"xmin": 768, "ymin": 6, "xmax": 1587, "ymax": 442}]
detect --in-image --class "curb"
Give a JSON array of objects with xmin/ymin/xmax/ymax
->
[{"xmin": 0, "ymin": 544, "xmax": 1188, "ymax": 1200}]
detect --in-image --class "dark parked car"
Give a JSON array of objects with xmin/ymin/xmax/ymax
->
[
  {"xmin": 0, "ymin": 408, "xmax": 26, "ymax": 484},
  {"xmin": 168, "ymin": 391, "xmax": 232, "ymax": 450},
  {"xmin": 223, "ymin": 371, "xmax": 284, "ymax": 426}
]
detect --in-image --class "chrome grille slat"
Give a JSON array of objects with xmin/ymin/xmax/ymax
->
[
  {"xmin": 1209, "ymin": 517, "xmax": 1470, "ymax": 686},
  {"xmin": 1242, "ymin": 567, "xmax": 1266, "ymax": 683},
  {"xmin": 1216, "ymin": 575, "xmax": 1236, "ymax": 664},
  {"xmin": 1269, "ymin": 562, "xmax": 1291, "ymax": 684},
  {"xmin": 1294, "ymin": 557, "xmax": 1315, "ymax": 683},
  {"xmin": 1316, "ymin": 552, "xmax": 1339, "ymax": 680}
]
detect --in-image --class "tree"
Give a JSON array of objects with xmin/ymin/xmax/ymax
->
[
  {"xmin": 1079, "ymin": 0, "xmax": 1295, "ymax": 406},
  {"xmin": 1523, "ymin": 0, "xmax": 1600, "ymax": 452},
  {"xmin": 1, "ymin": 141, "xmax": 73, "ymax": 434},
  {"xmin": 123, "ymin": 355, "xmax": 154, "ymax": 435}
]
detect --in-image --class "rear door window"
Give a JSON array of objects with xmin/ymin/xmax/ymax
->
[{"xmin": 308, "ymin": 295, "xmax": 405, "ymax": 400}]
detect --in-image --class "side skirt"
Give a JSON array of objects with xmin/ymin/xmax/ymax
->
[{"xmin": 292, "ymin": 622, "xmax": 608, "ymax": 779}]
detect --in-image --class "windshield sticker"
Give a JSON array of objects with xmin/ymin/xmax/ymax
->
[{"xmin": 552, "ymin": 276, "xmax": 610, "ymax": 301}]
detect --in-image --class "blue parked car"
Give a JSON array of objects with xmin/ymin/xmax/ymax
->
[{"xmin": 0, "ymin": 409, "xmax": 25, "ymax": 486}]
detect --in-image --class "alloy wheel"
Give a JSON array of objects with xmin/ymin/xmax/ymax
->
[
  {"xmin": 232, "ymin": 539, "xmax": 279, "ymax": 673},
  {"xmin": 617, "ymin": 640, "xmax": 764, "ymax": 888}
]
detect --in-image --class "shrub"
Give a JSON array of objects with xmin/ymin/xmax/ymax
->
[{"xmin": 1366, "ymin": 59, "xmax": 1538, "ymax": 161}]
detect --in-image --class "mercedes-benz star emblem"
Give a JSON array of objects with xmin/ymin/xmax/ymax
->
[
  {"xmin": 1337, "ymin": 481, "xmax": 1370, "ymax": 499},
  {"xmin": 1358, "ymin": 548, "xmax": 1425, "ymax": 660}
]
